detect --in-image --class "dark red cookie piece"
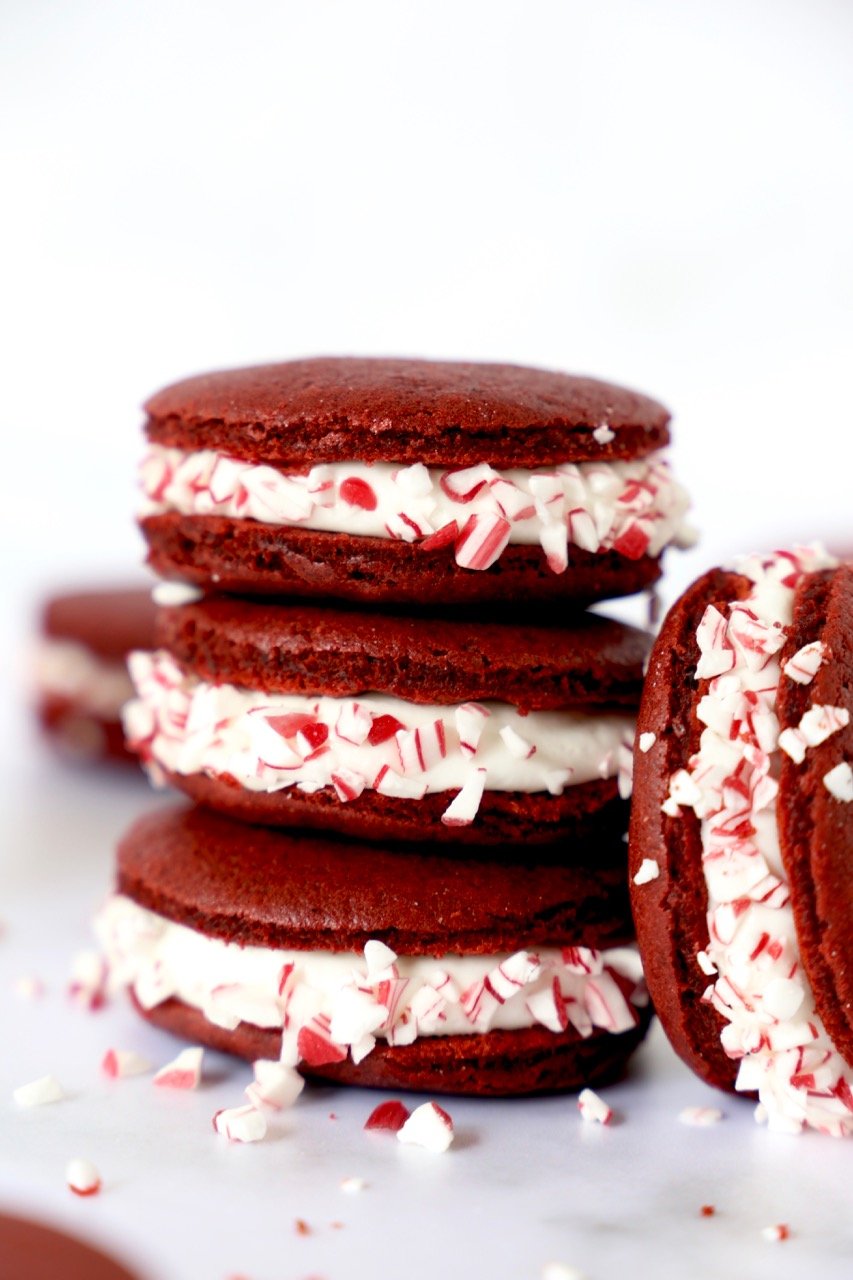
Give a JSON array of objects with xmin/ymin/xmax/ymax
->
[
  {"xmin": 0, "ymin": 1211, "xmax": 143, "ymax": 1280},
  {"xmin": 38, "ymin": 586, "xmax": 156, "ymax": 765},
  {"xmin": 145, "ymin": 357, "xmax": 670, "ymax": 469},
  {"xmin": 116, "ymin": 806, "xmax": 649, "ymax": 1096}
]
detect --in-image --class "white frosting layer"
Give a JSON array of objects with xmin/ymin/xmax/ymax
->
[
  {"xmin": 139, "ymin": 445, "xmax": 693, "ymax": 572},
  {"xmin": 662, "ymin": 545, "xmax": 852, "ymax": 1138},
  {"xmin": 96, "ymin": 894, "xmax": 646, "ymax": 1068},
  {"xmin": 34, "ymin": 640, "xmax": 133, "ymax": 719},
  {"xmin": 125, "ymin": 651, "xmax": 635, "ymax": 823}
]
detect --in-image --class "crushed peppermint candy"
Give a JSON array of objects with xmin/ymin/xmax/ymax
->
[
  {"xmin": 153, "ymin": 1046, "xmax": 204, "ymax": 1089},
  {"xmin": 67, "ymin": 950, "xmax": 108, "ymax": 1011},
  {"xmin": 664, "ymin": 546, "xmax": 852, "ymax": 1137},
  {"xmin": 761, "ymin": 1224, "xmax": 791, "ymax": 1243},
  {"xmin": 678, "ymin": 1106, "xmax": 724, "ymax": 1127},
  {"xmin": 245, "ymin": 1059, "xmax": 304, "ymax": 1111},
  {"xmin": 823, "ymin": 761, "xmax": 853, "ymax": 802},
  {"xmin": 101, "ymin": 1049, "xmax": 152, "ymax": 1079},
  {"xmin": 700, "ymin": 1205, "xmax": 716, "ymax": 1217},
  {"xmin": 577, "ymin": 1088, "xmax": 613, "ymax": 1125},
  {"xmin": 783, "ymin": 640, "xmax": 825, "ymax": 685},
  {"xmin": 140, "ymin": 445, "xmax": 692, "ymax": 575},
  {"xmin": 13, "ymin": 975, "xmax": 45, "ymax": 1000},
  {"xmin": 592, "ymin": 424, "xmax": 615, "ymax": 444},
  {"xmin": 365, "ymin": 1100, "xmax": 410, "ymax": 1132},
  {"xmin": 151, "ymin": 580, "xmax": 203, "ymax": 606},
  {"xmin": 637, "ymin": 731, "xmax": 656, "ymax": 753},
  {"xmin": 14, "ymin": 1075, "xmax": 65, "ymax": 1108},
  {"xmin": 397, "ymin": 1101, "xmax": 454, "ymax": 1152},
  {"xmin": 66, "ymin": 1158, "xmax": 101, "ymax": 1196},
  {"xmin": 632, "ymin": 858, "xmax": 660, "ymax": 886},
  {"xmin": 213, "ymin": 1104, "xmax": 267, "ymax": 1143}
]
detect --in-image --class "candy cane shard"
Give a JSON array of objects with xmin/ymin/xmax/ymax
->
[
  {"xmin": 66, "ymin": 1159, "xmax": 101, "ymax": 1196},
  {"xmin": 577, "ymin": 1088, "xmax": 613, "ymax": 1125},
  {"xmin": 783, "ymin": 640, "xmax": 825, "ymax": 685},
  {"xmin": 213, "ymin": 1104, "xmax": 267, "ymax": 1143},
  {"xmin": 454, "ymin": 513, "xmax": 512, "ymax": 570},
  {"xmin": 245, "ymin": 1060, "xmax": 304, "ymax": 1111},
  {"xmin": 364, "ymin": 1100, "xmax": 410, "ymax": 1132},
  {"xmin": 153, "ymin": 1046, "xmax": 204, "ymax": 1089},
  {"xmin": 823, "ymin": 762, "xmax": 853, "ymax": 801},
  {"xmin": 454, "ymin": 702, "xmax": 490, "ymax": 757},
  {"xmin": 440, "ymin": 768, "xmax": 487, "ymax": 826},
  {"xmin": 397, "ymin": 1101, "xmax": 454, "ymax": 1152},
  {"xmin": 632, "ymin": 858, "xmax": 660, "ymax": 886},
  {"xmin": 14, "ymin": 1075, "xmax": 65, "ymax": 1108},
  {"xmin": 101, "ymin": 1049, "xmax": 152, "ymax": 1079}
]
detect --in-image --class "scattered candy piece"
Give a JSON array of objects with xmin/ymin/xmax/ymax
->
[
  {"xmin": 541, "ymin": 1264, "xmax": 588, "ymax": 1280},
  {"xmin": 14, "ymin": 1075, "xmax": 65, "ymax": 1108},
  {"xmin": 700, "ymin": 1205, "xmax": 716, "ymax": 1217},
  {"xmin": 294, "ymin": 1218, "xmax": 312, "ymax": 1236},
  {"xmin": 153, "ymin": 1046, "xmax": 203, "ymax": 1089},
  {"xmin": 761, "ymin": 1224, "xmax": 791, "ymax": 1243},
  {"xmin": 679, "ymin": 1106, "xmax": 724, "ymax": 1127},
  {"xmin": 397, "ymin": 1101, "xmax": 454, "ymax": 1152},
  {"xmin": 66, "ymin": 1158, "xmax": 101, "ymax": 1196},
  {"xmin": 637, "ymin": 731, "xmax": 656, "ymax": 753},
  {"xmin": 696, "ymin": 950, "xmax": 718, "ymax": 976},
  {"xmin": 13, "ymin": 975, "xmax": 45, "ymax": 1000},
  {"xmin": 245, "ymin": 1059, "xmax": 304, "ymax": 1111},
  {"xmin": 577, "ymin": 1087, "xmax": 613, "ymax": 1125},
  {"xmin": 101, "ymin": 1049, "xmax": 152, "ymax": 1079},
  {"xmin": 340, "ymin": 1177, "xmax": 367, "ymax": 1193},
  {"xmin": 213, "ymin": 1104, "xmax": 267, "ymax": 1143},
  {"xmin": 592, "ymin": 424, "xmax": 614, "ymax": 444},
  {"xmin": 364, "ymin": 1100, "xmax": 410, "ymax": 1132},
  {"xmin": 151, "ymin": 580, "xmax": 203, "ymax": 606},
  {"xmin": 67, "ymin": 950, "xmax": 108, "ymax": 1010},
  {"xmin": 632, "ymin": 858, "xmax": 660, "ymax": 886}
]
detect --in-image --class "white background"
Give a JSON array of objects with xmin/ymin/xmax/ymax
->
[{"xmin": 1, "ymin": 2, "xmax": 851, "ymax": 1277}]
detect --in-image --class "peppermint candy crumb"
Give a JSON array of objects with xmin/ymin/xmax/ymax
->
[
  {"xmin": 14, "ymin": 1075, "xmax": 65, "ymax": 1108},
  {"xmin": 151, "ymin": 580, "xmax": 204, "ymax": 606},
  {"xmin": 700, "ymin": 1205, "xmax": 716, "ymax": 1217},
  {"xmin": 340, "ymin": 1176, "xmax": 367, "ymax": 1193},
  {"xmin": 66, "ymin": 1158, "xmax": 101, "ymax": 1196},
  {"xmin": 245, "ymin": 1059, "xmax": 304, "ymax": 1111},
  {"xmin": 153, "ymin": 1046, "xmax": 204, "ymax": 1089},
  {"xmin": 397, "ymin": 1101, "xmax": 454, "ymax": 1152},
  {"xmin": 364, "ymin": 1100, "xmax": 410, "ymax": 1132},
  {"xmin": 213, "ymin": 1104, "xmax": 267, "ymax": 1143},
  {"xmin": 592, "ymin": 424, "xmax": 615, "ymax": 444},
  {"xmin": 761, "ymin": 1224, "xmax": 790, "ymax": 1243},
  {"xmin": 638, "ymin": 731, "xmax": 656, "ymax": 753},
  {"xmin": 632, "ymin": 858, "xmax": 660, "ymax": 886},
  {"xmin": 542, "ymin": 1263, "xmax": 588, "ymax": 1280},
  {"xmin": 577, "ymin": 1088, "xmax": 613, "ymax": 1125},
  {"xmin": 101, "ymin": 1049, "xmax": 152, "ymax": 1079},
  {"xmin": 696, "ymin": 950, "xmax": 718, "ymax": 976},
  {"xmin": 823, "ymin": 761, "xmax": 853, "ymax": 802},
  {"xmin": 679, "ymin": 1106, "xmax": 723, "ymax": 1127},
  {"xmin": 13, "ymin": 975, "xmax": 45, "ymax": 1000}
]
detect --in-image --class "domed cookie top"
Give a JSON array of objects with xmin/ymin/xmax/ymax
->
[{"xmin": 139, "ymin": 357, "xmax": 691, "ymax": 606}]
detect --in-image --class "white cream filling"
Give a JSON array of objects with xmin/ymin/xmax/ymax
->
[
  {"xmin": 96, "ymin": 894, "xmax": 646, "ymax": 1068},
  {"xmin": 34, "ymin": 640, "xmax": 133, "ymax": 719},
  {"xmin": 139, "ymin": 445, "xmax": 693, "ymax": 572},
  {"xmin": 662, "ymin": 545, "xmax": 852, "ymax": 1138},
  {"xmin": 124, "ymin": 650, "xmax": 635, "ymax": 823}
]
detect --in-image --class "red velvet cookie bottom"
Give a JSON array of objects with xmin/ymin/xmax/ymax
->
[
  {"xmin": 159, "ymin": 769, "xmax": 629, "ymax": 848},
  {"xmin": 135, "ymin": 994, "xmax": 652, "ymax": 1097},
  {"xmin": 142, "ymin": 513, "xmax": 662, "ymax": 606}
]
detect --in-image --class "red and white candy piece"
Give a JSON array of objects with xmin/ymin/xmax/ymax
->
[
  {"xmin": 395, "ymin": 720, "xmax": 448, "ymax": 774},
  {"xmin": 334, "ymin": 701, "xmax": 373, "ymax": 745},
  {"xmin": 440, "ymin": 768, "xmax": 487, "ymax": 826},
  {"xmin": 761, "ymin": 1224, "xmax": 791, "ymax": 1243},
  {"xmin": 14, "ymin": 1075, "xmax": 65, "ymax": 1108},
  {"xmin": 364, "ymin": 1100, "xmax": 410, "ymax": 1132},
  {"xmin": 638, "ymin": 732, "xmax": 656, "ymax": 753},
  {"xmin": 66, "ymin": 1158, "xmax": 101, "ymax": 1196},
  {"xmin": 153, "ymin": 1046, "xmax": 204, "ymax": 1090},
  {"xmin": 455, "ymin": 702, "xmax": 490, "ymax": 757},
  {"xmin": 101, "ymin": 1049, "xmax": 152, "ymax": 1079},
  {"xmin": 245, "ymin": 1060, "xmax": 304, "ymax": 1111},
  {"xmin": 67, "ymin": 949, "xmax": 108, "ymax": 1011},
  {"xmin": 824, "ymin": 761, "xmax": 853, "ymax": 802},
  {"xmin": 213, "ymin": 1104, "xmax": 267, "ymax": 1143},
  {"xmin": 331, "ymin": 767, "xmax": 366, "ymax": 802},
  {"xmin": 440, "ymin": 463, "xmax": 496, "ymax": 502},
  {"xmin": 678, "ymin": 1106, "xmax": 724, "ymax": 1127},
  {"xmin": 577, "ymin": 1087, "xmax": 613, "ymax": 1125},
  {"xmin": 783, "ymin": 640, "xmax": 825, "ymax": 685},
  {"xmin": 695, "ymin": 605, "xmax": 735, "ymax": 679},
  {"xmin": 454, "ymin": 512, "xmax": 512, "ymax": 570},
  {"xmin": 364, "ymin": 939, "xmax": 398, "ymax": 979},
  {"xmin": 499, "ymin": 724, "xmax": 536, "ymax": 759},
  {"xmin": 397, "ymin": 1101, "xmax": 454, "ymax": 1152}
]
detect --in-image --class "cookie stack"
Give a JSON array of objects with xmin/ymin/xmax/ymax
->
[{"xmin": 98, "ymin": 358, "xmax": 692, "ymax": 1095}]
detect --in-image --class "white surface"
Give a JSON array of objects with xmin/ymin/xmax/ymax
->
[{"xmin": 1, "ymin": 755, "xmax": 851, "ymax": 1280}]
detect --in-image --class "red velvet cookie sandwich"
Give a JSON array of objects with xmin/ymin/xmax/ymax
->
[
  {"xmin": 35, "ymin": 586, "xmax": 156, "ymax": 764},
  {"xmin": 124, "ymin": 595, "xmax": 646, "ymax": 846},
  {"xmin": 139, "ymin": 357, "xmax": 692, "ymax": 607},
  {"xmin": 97, "ymin": 805, "xmax": 651, "ymax": 1096},
  {"xmin": 630, "ymin": 546, "xmax": 852, "ymax": 1137}
]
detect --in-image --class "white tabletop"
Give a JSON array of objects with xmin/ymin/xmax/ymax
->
[{"xmin": 1, "ymin": 742, "xmax": 851, "ymax": 1280}]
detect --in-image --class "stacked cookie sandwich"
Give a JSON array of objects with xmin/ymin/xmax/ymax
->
[{"xmin": 99, "ymin": 357, "xmax": 693, "ymax": 1095}]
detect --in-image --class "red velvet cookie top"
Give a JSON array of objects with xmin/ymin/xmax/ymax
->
[
  {"xmin": 43, "ymin": 587, "xmax": 156, "ymax": 662},
  {"xmin": 144, "ymin": 357, "xmax": 671, "ymax": 469},
  {"xmin": 117, "ymin": 806, "xmax": 635, "ymax": 955},
  {"xmin": 154, "ymin": 596, "xmax": 649, "ymax": 710}
]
